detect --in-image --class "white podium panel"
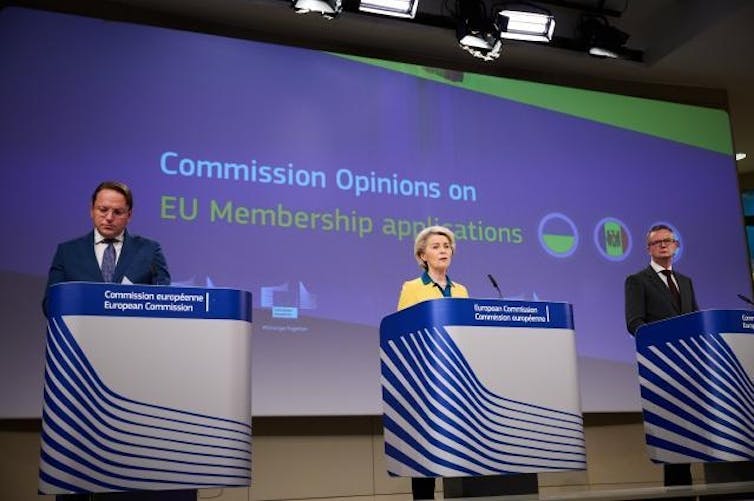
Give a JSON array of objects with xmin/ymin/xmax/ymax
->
[
  {"xmin": 636, "ymin": 309, "xmax": 754, "ymax": 464},
  {"xmin": 39, "ymin": 282, "xmax": 252, "ymax": 495},
  {"xmin": 380, "ymin": 298, "xmax": 585, "ymax": 477}
]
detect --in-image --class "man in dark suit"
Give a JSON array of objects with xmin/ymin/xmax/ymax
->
[
  {"xmin": 44, "ymin": 181, "xmax": 170, "ymax": 313},
  {"xmin": 44, "ymin": 181, "xmax": 191, "ymax": 501},
  {"xmin": 625, "ymin": 223, "xmax": 698, "ymax": 489}
]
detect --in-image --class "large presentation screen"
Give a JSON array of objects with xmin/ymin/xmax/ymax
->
[{"xmin": 0, "ymin": 7, "xmax": 749, "ymax": 417}]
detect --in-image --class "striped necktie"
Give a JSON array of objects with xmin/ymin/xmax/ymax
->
[{"xmin": 101, "ymin": 239, "xmax": 117, "ymax": 282}]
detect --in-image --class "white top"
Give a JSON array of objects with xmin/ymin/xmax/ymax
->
[{"xmin": 93, "ymin": 229, "xmax": 124, "ymax": 268}]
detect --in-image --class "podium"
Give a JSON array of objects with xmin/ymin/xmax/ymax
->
[
  {"xmin": 38, "ymin": 282, "xmax": 252, "ymax": 495},
  {"xmin": 636, "ymin": 309, "xmax": 754, "ymax": 465},
  {"xmin": 379, "ymin": 297, "xmax": 585, "ymax": 494}
]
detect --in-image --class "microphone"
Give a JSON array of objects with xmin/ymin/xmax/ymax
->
[
  {"xmin": 487, "ymin": 274, "xmax": 502, "ymax": 298},
  {"xmin": 737, "ymin": 294, "xmax": 754, "ymax": 307}
]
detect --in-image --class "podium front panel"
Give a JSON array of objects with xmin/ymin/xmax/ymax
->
[
  {"xmin": 39, "ymin": 282, "xmax": 252, "ymax": 495},
  {"xmin": 636, "ymin": 309, "xmax": 754, "ymax": 464},
  {"xmin": 380, "ymin": 298, "xmax": 585, "ymax": 477}
]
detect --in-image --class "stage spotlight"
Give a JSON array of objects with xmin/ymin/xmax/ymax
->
[
  {"xmin": 457, "ymin": 20, "xmax": 503, "ymax": 61},
  {"xmin": 292, "ymin": 0, "xmax": 342, "ymax": 19},
  {"xmin": 498, "ymin": 8, "xmax": 555, "ymax": 42},
  {"xmin": 359, "ymin": 0, "xmax": 419, "ymax": 19},
  {"xmin": 456, "ymin": 0, "xmax": 502, "ymax": 61},
  {"xmin": 580, "ymin": 15, "xmax": 629, "ymax": 58}
]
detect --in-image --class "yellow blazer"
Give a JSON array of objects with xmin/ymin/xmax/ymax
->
[{"xmin": 397, "ymin": 275, "xmax": 469, "ymax": 311}]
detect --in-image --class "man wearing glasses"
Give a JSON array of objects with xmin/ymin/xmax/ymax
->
[
  {"xmin": 44, "ymin": 181, "xmax": 170, "ymax": 313},
  {"xmin": 43, "ymin": 181, "xmax": 183, "ymax": 501},
  {"xmin": 624, "ymin": 223, "xmax": 699, "ymax": 488}
]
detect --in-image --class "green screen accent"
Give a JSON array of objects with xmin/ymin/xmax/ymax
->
[
  {"xmin": 604, "ymin": 222, "xmax": 624, "ymax": 257},
  {"xmin": 543, "ymin": 234, "xmax": 575, "ymax": 254},
  {"xmin": 334, "ymin": 54, "xmax": 733, "ymax": 155}
]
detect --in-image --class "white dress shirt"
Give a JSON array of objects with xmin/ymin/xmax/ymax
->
[
  {"xmin": 650, "ymin": 260, "xmax": 679, "ymax": 290},
  {"xmin": 93, "ymin": 229, "xmax": 124, "ymax": 268}
]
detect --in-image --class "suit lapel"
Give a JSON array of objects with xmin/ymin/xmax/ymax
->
[
  {"xmin": 643, "ymin": 266, "xmax": 679, "ymax": 314},
  {"xmin": 676, "ymin": 273, "xmax": 692, "ymax": 313},
  {"xmin": 112, "ymin": 231, "xmax": 134, "ymax": 283},
  {"xmin": 80, "ymin": 231, "xmax": 105, "ymax": 281}
]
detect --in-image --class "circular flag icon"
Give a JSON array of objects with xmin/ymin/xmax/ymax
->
[
  {"xmin": 538, "ymin": 213, "xmax": 579, "ymax": 258},
  {"xmin": 593, "ymin": 217, "xmax": 632, "ymax": 262}
]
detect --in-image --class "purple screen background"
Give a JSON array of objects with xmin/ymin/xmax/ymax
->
[{"xmin": 0, "ymin": 7, "xmax": 749, "ymax": 416}]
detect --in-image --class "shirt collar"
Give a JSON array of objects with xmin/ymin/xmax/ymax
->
[
  {"xmin": 649, "ymin": 260, "xmax": 672, "ymax": 273},
  {"xmin": 421, "ymin": 270, "xmax": 455, "ymax": 287},
  {"xmin": 94, "ymin": 229, "xmax": 124, "ymax": 244}
]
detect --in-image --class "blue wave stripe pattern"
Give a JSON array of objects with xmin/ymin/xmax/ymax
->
[
  {"xmin": 39, "ymin": 316, "xmax": 251, "ymax": 494},
  {"xmin": 381, "ymin": 326, "xmax": 585, "ymax": 476},
  {"xmin": 638, "ymin": 333, "xmax": 754, "ymax": 463}
]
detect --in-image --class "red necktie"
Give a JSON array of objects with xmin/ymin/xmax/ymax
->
[{"xmin": 660, "ymin": 269, "xmax": 681, "ymax": 311}]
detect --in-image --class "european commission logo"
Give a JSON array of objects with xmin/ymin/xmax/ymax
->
[
  {"xmin": 260, "ymin": 281, "xmax": 317, "ymax": 319},
  {"xmin": 593, "ymin": 217, "xmax": 632, "ymax": 262}
]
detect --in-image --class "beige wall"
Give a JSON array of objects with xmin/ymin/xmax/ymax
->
[{"xmin": 1, "ymin": 414, "xmax": 683, "ymax": 501}]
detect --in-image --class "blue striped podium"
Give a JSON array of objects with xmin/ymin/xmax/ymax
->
[
  {"xmin": 39, "ymin": 282, "xmax": 252, "ymax": 496},
  {"xmin": 636, "ymin": 309, "xmax": 754, "ymax": 465},
  {"xmin": 379, "ymin": 297, "xmax": 585, "ymax": 495}
]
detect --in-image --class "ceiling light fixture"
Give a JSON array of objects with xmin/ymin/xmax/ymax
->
[
  {"xmin": 292, "ymin": 0, "xmax": 342, "ymax": 19},
  {"xmin": 456, "ymin": 0, "xmax": 503, "ymax": 61},
  {"xmin": 580, "ymin": 15, "xmax": 629, "ymax": 59},
  {"xmin": 497, "ymin": 8, "xmax": 555, "ymax": 42},
  {"xmin": 457, "ymin": 21, "xmax": 503, "ymax": 61},
  {"xmin": 359, "ymin": 0, "xmax": 419, "ymax": 18}
]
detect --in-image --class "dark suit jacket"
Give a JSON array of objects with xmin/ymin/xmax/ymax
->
[
  {"xmin": 44, "ymin": 230, "xmax": 170, "ymax": 314},
  {"xmin": 625, "ymin": 265, "xmax": 699, "ymax": 335}
]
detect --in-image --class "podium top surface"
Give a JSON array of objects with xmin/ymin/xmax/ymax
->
[
  {"xmin": 636, "ymin": 308, "xmax": 754, "ymax": 346},
  {"xmin": 47, "ymin": 281, "xmax": 252, "ymax": 321},
  {"xmin": 380, "ymin": 297, "xmax": 573, "ymax": 335}
]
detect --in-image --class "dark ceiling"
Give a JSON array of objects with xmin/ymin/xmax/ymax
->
[{"xmin": 8, "ymin": 0, "xmax": 754, "ymax": 174}]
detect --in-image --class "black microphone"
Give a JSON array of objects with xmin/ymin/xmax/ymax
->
[
  {"xmin": 487, "ymin": 274, "xmax": 502, "ymax": 298},
  {"xmin": 737, "ymin": 294, "xmax": 754, "ymax": 307}
]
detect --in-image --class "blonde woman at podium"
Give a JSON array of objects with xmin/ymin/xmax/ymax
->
[
  {"xmin": 398, "ymin": 225, "xmax": 469, "ymax": 312},
  {"xmin": 397, "ymin": 225, "xmax": 468, "ymax": 499}
]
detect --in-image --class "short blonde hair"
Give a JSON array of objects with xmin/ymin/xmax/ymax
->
[{"xmin": 414, "ymin": 225, "xmax": 456, "ymax": 269}]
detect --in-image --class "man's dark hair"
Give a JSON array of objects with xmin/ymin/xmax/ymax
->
[
  {"xmin": 91, "ymin": 181, "xmax": 133, "ymax": 210},
  {"xmin": 646, "ymin": 223, "xmax": 673, "ymax": 242}
]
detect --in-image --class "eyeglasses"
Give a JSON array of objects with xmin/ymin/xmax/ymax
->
[
  {"xmin": 94, "ymin": 206, "xmax": 129, "ymax": 218},
  {"xmin": 648, "ymin": 238, "xmax": 676, "ymax": 247}
]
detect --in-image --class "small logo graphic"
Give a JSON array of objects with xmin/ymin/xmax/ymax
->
[
  {"xmin": 538, "ymin": 213, "xmax": 579, "ymax": 258},
  {"xmin": 593, "ymin": 217, "xmax": 632, "ymax": 261},
  {"xmin": 260, "ymin": 281, "xmax": 317, "ymax": 319}
]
